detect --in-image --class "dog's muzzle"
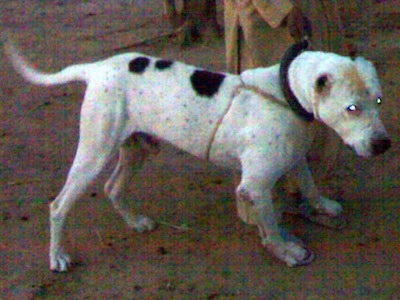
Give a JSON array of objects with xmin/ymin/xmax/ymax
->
[{"xmin": 371, "ymin": 136, "xmax": 391, "ymax": 156}]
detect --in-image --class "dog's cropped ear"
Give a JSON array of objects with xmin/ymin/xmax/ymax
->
[
  {"xmin": 353, "ymin": 57, "xmax": 381, "ymax": 94},
  {"xmin": 315, "ymin": 73, "xmax": 332, "ymax": 95},
  {"xmin": 354, "ymin": 57, "xmax": 379, "ymax": 79}
]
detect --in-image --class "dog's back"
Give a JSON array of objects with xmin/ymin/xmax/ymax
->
[{"xmin": 5, "ymin": 39, "xmax": 244, "ymax": 159}]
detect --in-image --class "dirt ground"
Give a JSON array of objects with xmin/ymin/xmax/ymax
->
[{"xmin": 1, "ymin": 1, "xmax": 399, "ymax": 299}]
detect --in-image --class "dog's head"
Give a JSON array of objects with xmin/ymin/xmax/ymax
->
[{"xmin": 295, "ymin": 53, "xmax": 391, "ymax": 157}]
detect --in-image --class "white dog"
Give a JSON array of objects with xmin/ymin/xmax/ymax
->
[{"xmin": 4, "ymin": 39, "xmax": 390, "ymax": 272}]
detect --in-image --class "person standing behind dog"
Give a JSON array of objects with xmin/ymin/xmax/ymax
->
[{"xmin": 224, "ymin": 0, "xmax": 345, "ymax": 73}]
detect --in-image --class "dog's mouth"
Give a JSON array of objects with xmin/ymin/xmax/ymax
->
[
  {"xmin": 346, "ymin": 137, "xmax": 391, "ymax": 158},
  {"xmin": 345, "ymin": 144, "xmax": 370, "ymax": 158}
]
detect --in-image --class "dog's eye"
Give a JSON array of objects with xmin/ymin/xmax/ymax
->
[
  {"xmin": 376, "ymin": 97, "xmax": 382, "ymax": 105},
  {"xmin": 347, "ymin": 104, "xmax": 359, "ymax": 113}
]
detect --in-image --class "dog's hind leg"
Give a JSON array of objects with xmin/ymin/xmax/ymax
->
[
  {"xmin": 50, "ymin": 139, "xmax": 119, "ymax": 272},
  {"xmin": 49, "ymin": 87, "xmax": 126, "ymax": 272},
  {"xmin": 104, "ymin": 133, "xmax": 158, "ymax": 233}
]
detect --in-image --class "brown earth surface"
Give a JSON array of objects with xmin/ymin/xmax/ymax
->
[{"xmin": 1, "ymin": 1, "xmax": 399, "ymax": 299}]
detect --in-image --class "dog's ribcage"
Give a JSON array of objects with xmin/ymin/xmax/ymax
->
[{"xmin": 123, "ymin": 54, "xmax": 241, "ymax": 158}]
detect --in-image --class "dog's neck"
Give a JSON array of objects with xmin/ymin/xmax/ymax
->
[
  {"xmin": 240, "ymin": 65, "xmax": 285, "ymax": 103},
  {"xmin": 239, "ymin": 57, "xmax": 315, "ymax": 117},
  {"xmin": 240, "ymin": 51, "xmax": 345, "ymax": 122}
]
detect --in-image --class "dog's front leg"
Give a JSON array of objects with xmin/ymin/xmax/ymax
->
[
  {"xmin": 293, "ymin": 157, "xmax": 342, "ymax": 216},
  {"xmin": 236, "ymin": 182, "xmax": 314, "ymax": 267},
  {"xmin": 292, "ymin": 157, "xmax": 346, "ymax": 228},
  {"xmin": 237, "ymin": 155, "xmax": 314, "ymax": 267}
]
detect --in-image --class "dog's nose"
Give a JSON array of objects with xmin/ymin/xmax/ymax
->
[{"xmin": 371, "ymin": 137, "xmax": 391, "ymax": 156}]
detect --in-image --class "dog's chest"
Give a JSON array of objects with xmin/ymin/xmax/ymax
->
[{"xmin": 125, "ymin": 57, "xmax": 242, "ymax": 159}]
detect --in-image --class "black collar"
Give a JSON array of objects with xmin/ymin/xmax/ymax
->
[{"xmin": 279, "ymin": 40, "xmax": 314, "ymax": 122}]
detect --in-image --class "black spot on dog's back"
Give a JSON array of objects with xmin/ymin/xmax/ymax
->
[
  {"xmin": 190, "ymin": 70, "xmax": 226, "ymax": 97},
  {"xmin": 155, "ymin": 60, "xmax": 173, "ymax": 70},
  {"xmin": 129, "ymin": 57, "xmax": 150, "ymax": 74}
]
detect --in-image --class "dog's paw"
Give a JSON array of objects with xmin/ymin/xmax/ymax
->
[
  {"xmin": 314, "ymin": 197, "xmax": 342, "ymax": 217},
  {"xmin": 50, "ymin": 248, "xmax": 71, "ymax": 272},
  {"xmin": 266, "ymin": 240, "xmax": 315, "ymax": 267},
  {"xmin": 300, "ymin": 198, "xmax": 346, "ymax": 229},
  {"xmin": 133, "ymin": 215, "xmax": 156, "ymax": 233}
]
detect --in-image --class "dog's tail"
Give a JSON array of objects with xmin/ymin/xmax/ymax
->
[{"xmin": 4, "ymin": 38, "xmax": 89, "ymax": 86}]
